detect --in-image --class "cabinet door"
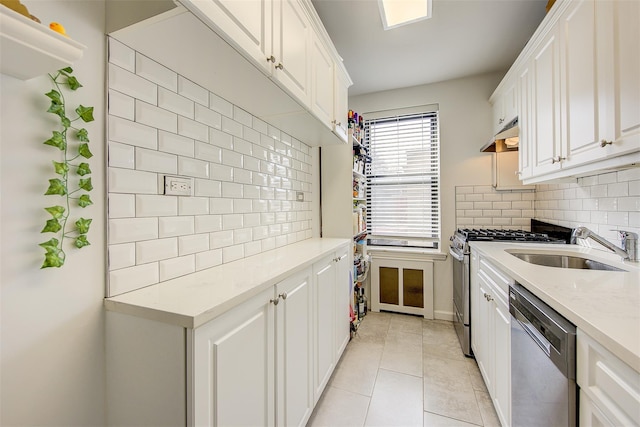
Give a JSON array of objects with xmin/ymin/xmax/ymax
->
[
  {"xmin": 333, "ymin": 68, "xmax": 350, "ymax": 142},
  {"xmin": 276, "ymin": 270, "xmax": 313, "ymax": 427},
  {"xmin": 531, "ymin": 29, "xmax": 563, "ymax": 176},
  {"xmin": 470, "ymin": 251, "xmax": 480, "ymax": 354},
  {"xmin": 518, "ymin": 65, "xmax": 533, "ymax": 179},
  {"xmin": 493, "ymin": 292, "xmax": 511, "ymax": 427},
  {"xmin": 560, "ymin": 0, "xmax": 607, "ymax": 168},
  {"xmin": 310, "ymin": 33, "xmax": 334, "ymax": 130},
  {"xmin": 312, "ymin": 254, "xmax": 335, "ymax": 402},
  {"xmin": 272, "ymin": 0, "xmax": 311, "ymax": 103},
  {"xmin": 192, "ymin": 288, "xmax": 275, "ymax": 427},
  {"xmin": 476, "ymin": 273, "xmax": 494, "ymax": 394},
  {"xmin": 334, "ymin": 248, "xmax": 351, "ymax": 360},
  {"xmin": 579, "ymin": 390, "xmax": 616, "ymax": 427},
  {"xmin": 609, "ymin": 0, "xmax": 640, "ymax": 155},
  {"xmin": 183, "ymin": 0, "xmax": 272, "ymax": 74}
]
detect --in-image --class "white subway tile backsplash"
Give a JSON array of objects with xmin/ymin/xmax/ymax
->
[
  {"xmin": 109, "ymin": 218, "xmax": 158, "ymax": 244},
  {"xmin": 179, "ymin": 197, "xmax": 209, "ymax": 215},
  {"xmin": 109, "ymin": 116, "xmax": 158, "ymax": 149},
  {"xmin": 178, "ymin": 116, "xmax": 209, "ymax": 142},
  {"xmin": 109, "ymin": 89, "xmax": 135, "ymax": 120},
  {"xmin": 222, "ymin": 245, "xmax": 244, "ymax": 263},
  {"xmin": 194, "ymin": 179, "xmax": 221, "ymax": 197},
  {"xmin": 210, "ymin": 164, "xmax": 234, "ymax": 182},
  {"xmin": 209, "ymin": 92, "xmax": 233, "ymax": 117},
  {"xmin": 109, "ymin": 168, "xmax": 158, "ymax": 194},
  {"xmin": 159, "ymin": 87, "xmax": 194, "ymax": 119},
  {"xmin": 210, "ymin": 230, "xmax": 234, "ymax": 249},
  {"xmin": 618, "ymin": 196, "xmax": 640, "ymax": 212},
  {"xmin": 136, "ymin": 54, "xmax": 177, "ymax": 91},
  {"xmin": 109, "ymin": 243, "xmax": 136, "ymax": 270},
  {"xmin": 210, "ymin": 127, "xmax": 233, "ymax": 150},
  {"xmin": 195, "ymin": 249, "xmax": 223, "ymax": 270},
  {"xmin": 210, "ymin": 198, "xmax": 234, "ymax": 214},
  {"xmin": 136, "ymin": 238, "xmax": 178, "ymax": 264},
  {"xmin": 107, "ymin": 40, "xmax": 313, "ymax": 295},
  {"xmin": 178, "ymin": 76, "xmax": 209, "ymax": 106},
  {"xmin": 109, "ymin": 64, "xmax": 157, "ymax": 105},
  {"xmin": 159, "ymin": 216, "xmax": 195, "ymax": 237},
  {"xmin": 178, "ymin": 157, "xmax": 210, "ymax": 178},
  {"xmin": 597, "ymin": 171, "xmax": 618, "ymax": 185},
  {"xmin": 108, "ymin": 141, "xmax": 135, "ymax": 169},
  {"xmin": 607, "ymin": 182, "xmax": 628, "ymax": 197},
  {"xmin": 195, "ymin": 215, "xmax": 223, "ymax": 233},
  {"xmin": 108, "ymin": 38, "xmax": 135, "ymax": 71},
  {"xmin": 136, "ymin": 100, "xmax": 178, "ymax": 133},
  {"xmin": 158, "ymin": 131, "xmax": 195, "ymax": 157},
  {"xmin": 136, "ymin": 195, "xmax": 178, "ymax": 217},
  {"xmin": 109, "ymin": 193, "xmax": 136, "ymax": 218},
  {"xmin": 109, "ymin": 263, "xmax": 159, "ymax": 295},
  {"xmin": 195, "ymin": 104, "xmax": 222, "ymax": 129},
  {"xmin": 179, "ymin": 234, "xmax": 209, "ymax": 255},
  {"xmin": 136, "ymin": 147, "xmax": 177, "ymax": 174},
  {"xmin": 160, "ymin": 255, "xmax": 195, "ymax": 281}
]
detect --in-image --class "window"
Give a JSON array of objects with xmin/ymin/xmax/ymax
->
[{"xmin": 365, "ymin": 109, "xmax": 440, "ymax": 248}]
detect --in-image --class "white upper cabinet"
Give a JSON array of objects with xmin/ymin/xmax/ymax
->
[
  {"xmin": 333, "ymin": 68, "xmax": 350, "ymax": 142},
  {"xmin": 272, "ymin": 0, "xmax": 312, "ymax": 103},
  {"xmin": 184, "ymin": 0, "xmax": 273, "ymax": 73},
  {"xmin": 310, "ymin": 31, "xmax": 335, "ymax": 130},
  {"xmin": 503, "ymin": 0, "xmax": 639, "ymax": 183},
  {"xmin": 492, "ymin": 80, "xmax": 517, "ymax": 133}
]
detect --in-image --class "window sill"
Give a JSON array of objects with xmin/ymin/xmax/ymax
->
[{"xmin": 366, "ymin": 246, "xmax": 447, "ymax": 261}]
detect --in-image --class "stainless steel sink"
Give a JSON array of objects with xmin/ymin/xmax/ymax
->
[{"xmin": 506, "ymin": 251, "xmax": 627, "ymax": 272}]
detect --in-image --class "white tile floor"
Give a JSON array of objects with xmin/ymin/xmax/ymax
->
[{"xmin": 307, "ymin": 312, "xmax": 501, "ymax": 427}]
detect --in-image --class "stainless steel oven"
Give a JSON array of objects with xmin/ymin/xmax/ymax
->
[{"xmin": 449, "ymin": 225, "xmax": 570, "ymax": 358}]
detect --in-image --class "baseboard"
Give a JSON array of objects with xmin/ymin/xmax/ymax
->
[{"xmin": 434, "ymin": 310, "xmax": 454, "ymax": 322}]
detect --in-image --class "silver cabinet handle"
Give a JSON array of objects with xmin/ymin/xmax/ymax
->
[
  {"xmin": 600, "ymin": 139, "xmax": 613, "ymax": 147},
  {"xmin": 279, "ymin": 292, "xmax": 288, "ymax": 300},
  {"xmin": 275, "ymin": 63, "xmax": 284, "ymax": 70},
  {"xmin": 270, "ymin": 297, "xmax": 280, "ymax": 305},
  {"xmin": 267, "ymin": 55, "xmax": 276, "ymax": 63},
  {"xmin": 551, "ymin": 156, "xmax": 566, "ymax": 164},
  {"xmin": 483, "ymin": 292, "xmax": 493, "ymax": 302}
]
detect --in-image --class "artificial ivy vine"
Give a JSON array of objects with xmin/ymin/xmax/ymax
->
[{"xmin": 40, "ymin": 67, "xmax": 94, "ymax": 268}]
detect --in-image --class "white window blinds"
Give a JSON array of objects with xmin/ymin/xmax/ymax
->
[{"xmin": 365, "ymin": 111, "xmax": 440, "ymax": 241}]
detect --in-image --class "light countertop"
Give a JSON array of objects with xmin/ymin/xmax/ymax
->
[
  {"xmin": 470, "ymin": 241, "xmax": 640, "ymax": 372},
  {"xmin": 104, "ymin": 238, "xmax": 350, "ymax": 329}
]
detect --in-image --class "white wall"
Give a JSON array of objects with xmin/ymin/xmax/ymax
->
[
  {"xmin": 350, "ymin": 71, "xmax": 503, "ymax": 319},
  {"xmin": 0, "ymin": 1, "xmax": 106, "ymax": 424}
]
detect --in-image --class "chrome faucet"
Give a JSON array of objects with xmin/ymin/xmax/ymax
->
[{"xmin": 570, "ymin": 226, "xmax": 638, "ymax": 261}]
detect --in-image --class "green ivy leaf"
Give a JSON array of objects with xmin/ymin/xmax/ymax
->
[
  {"xmin": 76, "ymin": 162, "xmax": 91, "ymax": 176},
  {"xmin": 43, "ymin": 131, "xmax": 65, "ymax": 150},
  {"xmin": 79, "ymin": 178, "xmax": 93, "ymax": 192},
  {"xmin": 76, "ymin": 128, "xmax": 89, "ymax": 142},
  {"xmin": 47, "ymin": 100, "xmax": 63, "ymax": 115},
  {"xmin": 78, "ymin": 143, "xmax": 93, "ymax": 159},
  {"xmin": 45, "ymin": 90, "xmax": 61, "ymax": 102},
  {"xmin": 39, "ymin": 238, "xmax": 60, "ymax": 253},
  {"xmin": 45, "ymin": 178, "xmax": 67, "ymax": 196},
  {"xmin": 61, "ymin": 116, "xmax": 71, "ymax": 128},
  {"xmin": 44, "ymin": 206, "xmax": 65, "ymax": 219},
  {"xmin": 78, "ymin": 194, "xmax": 93, "ymax": 208},
  {"xmin": 59, "ymin": 67, "xmax": 73, "ymax": 75},
  {"xmin": 76, "ymin": 105, "xmax": 94, "ymax": 123},
  {"xmin": 67, "ymin": 76, "xmax": 82, "ymax": 91},
  {"xmin": 75, "ymin": 218, "xmax": 92, "ymax": 234},
  {"xmin": 75, "ymin": 235, "xmax": 90, "ymax": 248},
  {"xmin": 41, "ymin": 251, "xmax": 64, "ymax": 268},
  {"xmin": 53, "ymin": 161, "xmax": 68, "ymax": 175},
  {"xmin": 42, "ymin": 218, "xmax": 62, "ymax": 233}
]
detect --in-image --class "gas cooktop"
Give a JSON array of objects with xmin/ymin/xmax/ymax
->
[{"xmin": 454, "ymin": 228, "xmax": 562, "ymax": 242}]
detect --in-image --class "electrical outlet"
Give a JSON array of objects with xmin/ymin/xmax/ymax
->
[
  {"xmin": 296, "ymin": 192, "xmax": 304, "ymax": 202},
  {"xmin": 164, "ymin": 176, "xmax": 192, "ymax": 196}
]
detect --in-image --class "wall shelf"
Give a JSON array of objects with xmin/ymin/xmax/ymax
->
[{"xmin": 0, "ymin": 5, "xmax": 86, "ymax": 80}]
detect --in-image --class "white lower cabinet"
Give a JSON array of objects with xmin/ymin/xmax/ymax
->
[
  {"xmin": 106, "ymin": 244, "xmax": 350, "ymax": 426},
  {"xmin": 470, "ymin": 250, "xmax": 512, "ymax": 426},
  {"xmin": 577, "ymin": 329, "xmax": 640, "ymax": 427}
]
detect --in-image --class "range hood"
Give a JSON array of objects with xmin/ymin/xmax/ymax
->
[{"xmin": 481, "ymin": 117, "xmax": 519, "ymax": 153}]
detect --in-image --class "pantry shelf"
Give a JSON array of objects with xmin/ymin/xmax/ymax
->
[{"xmin": 0, "ymin": 5, "xmax": 86, "ymax": 80}]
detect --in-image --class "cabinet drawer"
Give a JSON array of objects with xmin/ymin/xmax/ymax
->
[
  {"xmin": 479, "ymin": 256, "xmax": 514, "ymax": 297},
  {"xmin": 577, "ymin": 329, "xmax": 640, "ymax": 426}
]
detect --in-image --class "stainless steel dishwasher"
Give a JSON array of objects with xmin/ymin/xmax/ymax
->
[{"xmin": 509, "ymin": 283, "xmax": 577, "ymax": 427}]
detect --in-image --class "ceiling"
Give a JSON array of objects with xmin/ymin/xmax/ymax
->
[{"xmin": 311, "ymin": 0, "xmax": 548, "ymax": 96}]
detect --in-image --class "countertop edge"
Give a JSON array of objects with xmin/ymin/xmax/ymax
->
[
  {"xmin": 470, "ymin": 241, "xmax": 640, "ymax": 372},
  {"xmin": 104, "ymin": 238, "xmax": 351, "ymax": 329}
]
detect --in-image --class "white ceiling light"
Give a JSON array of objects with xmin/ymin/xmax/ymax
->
[{"xmin": 378, "ymin": 0, "xmax": 432, "ymax": 30}]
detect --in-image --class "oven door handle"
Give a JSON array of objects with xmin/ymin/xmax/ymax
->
[{"xmin": 449, "ymin": 247, "xmax": 465, "ymax": 261}]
